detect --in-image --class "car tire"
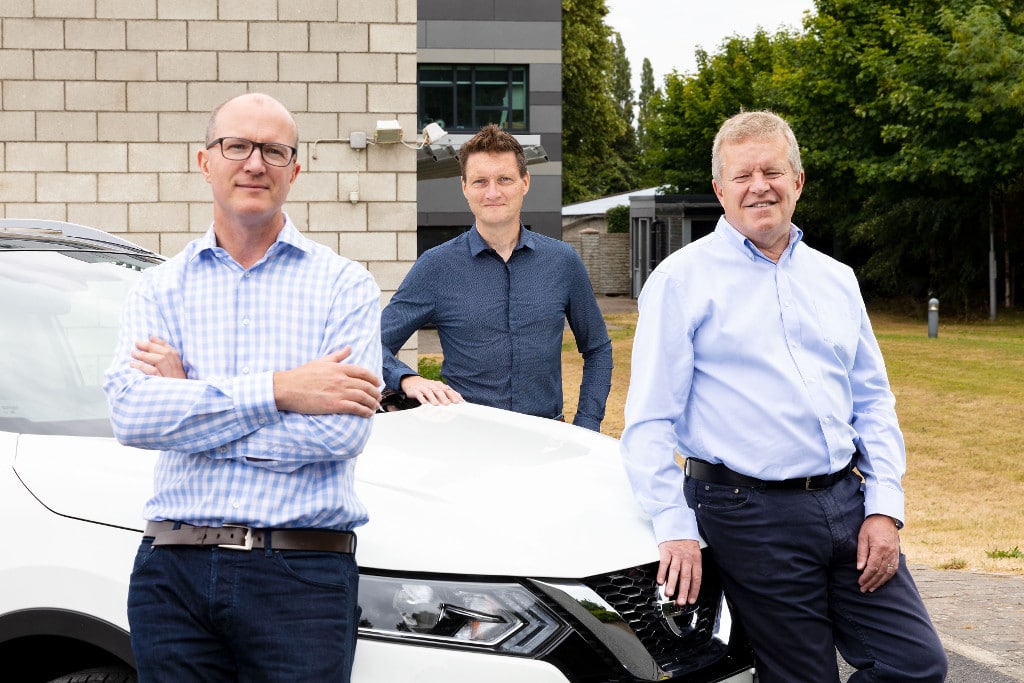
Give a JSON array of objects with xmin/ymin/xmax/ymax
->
[{"xmin": 47, "ymin": 666, "xmax": 136, "ymax": 683}]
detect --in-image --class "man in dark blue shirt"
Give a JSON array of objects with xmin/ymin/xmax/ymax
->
[{"xmin": 381, "ymin": 125, "xmax": 613, "ymax": 431}]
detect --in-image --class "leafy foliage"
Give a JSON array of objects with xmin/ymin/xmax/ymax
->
[
  {"xmin": 606, "ymin": 204, "xmax": 630, "ymax": 233},
  {"xmin": 562, "ymin": 0, "xmax": 640, "ymax": 202},
  {"xmin": 417, "ymin": 356, "xmax": 443, "ymax": 381}
]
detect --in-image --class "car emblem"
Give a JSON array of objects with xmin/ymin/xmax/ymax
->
[{"xmin": 656, "ymin": 583, "xmax": 699, "ymax": 638}]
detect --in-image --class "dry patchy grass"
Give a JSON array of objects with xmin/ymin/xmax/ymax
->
[{"xmin": 562, "ymin": 309, "xmax": 1024, "ymax": 574}]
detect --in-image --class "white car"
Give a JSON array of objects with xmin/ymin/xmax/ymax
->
[{"xmin": 0, "ymin": 219, "xmax": 755, "ymax": 683}]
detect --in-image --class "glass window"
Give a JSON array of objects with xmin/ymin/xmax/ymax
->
[
  {"xmin": 0, "ymin": 250, "xmax": 158, "ymax": 436},
  {"xmin": 418, "ymin": 65, "xmax": 528, "ymax": 132}
]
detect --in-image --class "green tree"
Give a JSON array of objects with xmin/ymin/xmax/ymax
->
[
  {"xmin": 562, "ymin": 0, "xmax": 628, "ymax": 202},
  {"xmin": 644, "ymin": 30, "xmax": 783, "ymax": 195},
  {"xmin": 636, "ymin": 58, "xmax": 660, "ymax": 186},
  {"xmin": 795, "ymin": 0, "xmax": 1024, "ymax": 312},
  {"xmin": 606, "ymin": 31, "xmax": 639, "ymax": 193}
]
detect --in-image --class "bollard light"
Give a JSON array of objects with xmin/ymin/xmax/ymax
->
[{"xmin": 927, "ymin": 297, "xmax": 939, "ymax": 338}]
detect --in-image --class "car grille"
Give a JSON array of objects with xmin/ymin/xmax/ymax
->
[{"xmin": 581, "ymin": 560, "xmax": 730, "ymax": 676}]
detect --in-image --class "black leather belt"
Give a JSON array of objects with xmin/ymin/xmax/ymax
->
[
  {"xmin": 684, "ymin": 456, "xmax": 857, "ymax": 491},
  {"xmin": 145, "ymin": 521, "xmax": 356, "ymax": 553}
]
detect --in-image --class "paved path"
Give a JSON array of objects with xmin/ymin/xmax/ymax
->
[{"xmin": 913, "ymin": 565, "xmax": 1024, "ymax": 681}]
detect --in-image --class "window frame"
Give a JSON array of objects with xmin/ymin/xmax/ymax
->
[{"xmin": 418, "ymin": 64, "xmax": 529, "ymax": 133}]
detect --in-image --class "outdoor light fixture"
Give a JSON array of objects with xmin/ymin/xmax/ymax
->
[
  {"xmin": 373, "ymin": 119, "xmax": 404, "ymax": 144},
  {"xmin": 421, "ymin": 122, "xmax": 448, "ymax": 145}
]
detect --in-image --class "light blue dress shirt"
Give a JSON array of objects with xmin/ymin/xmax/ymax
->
[
  {"xmin": 621, "ymin": 217, "xmax": 906, "ymax": 544},
  {"xmin": 104, "ymin": 217, "xmax": 382, "ymax": 531}
]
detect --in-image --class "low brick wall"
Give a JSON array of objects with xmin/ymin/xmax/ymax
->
[{"xmin": 567, "ymin": 230, "xmax": 630, "ymax": 296}]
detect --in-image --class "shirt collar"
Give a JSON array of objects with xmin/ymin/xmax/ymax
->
[
  {"xmin": 192, "ymin": 213, "xmax": 309, "ymax": 263},
  {"xmin": 467, "ymin": 223, "xmax": 535, "ymax": 257},
  {"xmin": 716, "ymin": 216, "xmax": 804, "ymax": 262}
]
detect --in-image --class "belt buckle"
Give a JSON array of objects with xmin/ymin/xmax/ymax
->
[
  {"xmin": 218, "ymin": 524, "xmax": 253, "ymax": 550},
  {"xmin": 804, "ymin": 477, "xmax": 824, "ymax": 491}
]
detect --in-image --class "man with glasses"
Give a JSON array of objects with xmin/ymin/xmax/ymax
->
[
  {"xmin": 104, "ymin": 92, "xmax": 382, "ymax": 682},
  {"xmin": 620, "ymin": 111, "xmax": 946, "ymax": 682}
]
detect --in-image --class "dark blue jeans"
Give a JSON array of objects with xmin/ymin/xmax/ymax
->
[
  {"xmin": 128, "ymin": 538, "xmax": 360, "ymax": 683},
  {"xmin": 684, "ymin": 470, "xmax": 947, "ymax": 683}
]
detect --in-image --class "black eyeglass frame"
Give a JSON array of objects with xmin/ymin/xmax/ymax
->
[{"xmin": 206, "ymin": 137, "xmax": 298, "ymax": 167}]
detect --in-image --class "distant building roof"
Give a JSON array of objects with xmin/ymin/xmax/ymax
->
[{"xmin": 561, "ymin": 187, "xmax": 660, "ymax": 217}]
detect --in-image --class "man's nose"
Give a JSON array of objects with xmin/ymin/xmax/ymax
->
[
  {"xmin": 749, "ymin": 171, "xmax": 772, "ymax": 192},
  {"xmin": 243, "ymin": 147, "xmax": 267, "ymax": 171}
]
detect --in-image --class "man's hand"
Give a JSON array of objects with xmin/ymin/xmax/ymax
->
[
  {"xmin": 131, "ymin": 336, "xmax": 186, "ymax": 378},
  {"xmin": 274, "ymin": 346, "xmax": 382, "ymax": 418},
  {"xmin": 400, "ymin": 374, "xmax": 463, "ymax": 406},
  {"xmin": 658, "ymin": 539, "xmax": 703, "ymax": 606},
  {"xmin": 857, "ymin": 514, "xmax": 901, "ymax": 593}
]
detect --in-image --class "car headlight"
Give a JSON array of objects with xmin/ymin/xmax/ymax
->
[{"xmin": 358, "ymin": 574, "xmax": 568, "ymax": 655}]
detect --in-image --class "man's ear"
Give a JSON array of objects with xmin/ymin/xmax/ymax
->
[
  {"xmin": 197, "ymin": 148, "xmax": 212, "ymax": 183},
  {"xmin": 712, "ymin": 179, "xmax": 724, "ymax": 203}
]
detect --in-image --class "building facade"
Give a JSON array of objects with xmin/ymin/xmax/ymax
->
[
  {"xmin": 416, "ymin": 0, "xmax": 561, "ymax": 252},
  {"xmin": 0, "ymin": 0, "xmax": 418, "ymax": 300}
]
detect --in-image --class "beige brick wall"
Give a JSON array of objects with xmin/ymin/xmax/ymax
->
[{"xmin": 1, "ymin": 1, "xmax": 417, "ymax": 308}]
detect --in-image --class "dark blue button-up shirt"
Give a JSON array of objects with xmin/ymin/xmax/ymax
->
[{"xmin": 382, "ymin": 226, "xmax": 613, "ymax": 431}]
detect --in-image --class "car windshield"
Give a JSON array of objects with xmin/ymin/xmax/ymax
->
[{"xmin": 0, "ymin": 249, "xmax": 155, "ymax": 437}]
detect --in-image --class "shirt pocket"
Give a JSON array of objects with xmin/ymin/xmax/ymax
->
[{"xmin": 812, "ymin": 298, "xmax": 860, "ymax": 369}]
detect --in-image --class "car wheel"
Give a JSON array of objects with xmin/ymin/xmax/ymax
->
[{"xmin": 47, "ymin": 666, "xmax": 136, "ymax": 683}]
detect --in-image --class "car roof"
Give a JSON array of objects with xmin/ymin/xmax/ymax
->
[{"xmin": 0, "ymin": 218, "xmax": 159, "ymax": 256}]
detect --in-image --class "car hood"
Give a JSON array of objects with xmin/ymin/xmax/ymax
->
[{"xmin": 12, "ymin": 403, "xmax": 658, "ymax": 577}]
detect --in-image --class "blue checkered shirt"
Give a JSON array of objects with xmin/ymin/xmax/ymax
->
[{"xmin": 104, "ymin": 218, "xmax": 382, "ymax": 531}]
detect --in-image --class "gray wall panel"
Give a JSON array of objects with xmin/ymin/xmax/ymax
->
[
  {"xmin": 528, "ymin": 104, "xmax": 562, "ymax": 135},
  {"xmin": 420, "ymin": 0, "xmax": 560, "ymax": 22},
  {"xmin": 420, "ymin": 20, "xmax": 560, "ymax": 50},
  {"xmin": 417, "ymin": 177, "xmax": 467, "ymax": 214},
  {"xmin": 495, "ymin": 0, "xmax": 560, "ymax": 22},
  {"xmin": 529, "ymin": 62, "xmax": 562, "ymax": 93}
]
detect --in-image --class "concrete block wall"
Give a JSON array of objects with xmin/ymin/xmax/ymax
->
[
  {"xmin": 0, "ymin": 0, "xmax": 418, "ymax": 304},
  {"xmin": 567, "ymin": 230, "xmax": 630, "ymax": 296}
]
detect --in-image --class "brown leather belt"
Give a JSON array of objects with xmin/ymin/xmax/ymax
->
[
  {"xmin": 684, "ymin": 456, "xmax": 857, "ymax": 491},
  {"xmin": 145, "ymin": 521, "xmax": 356, "ymax": 553}
]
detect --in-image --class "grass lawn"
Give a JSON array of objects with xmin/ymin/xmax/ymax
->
[{"xmin": 561, "ymin": 309, "xmax": 1024, "ymax": 574}]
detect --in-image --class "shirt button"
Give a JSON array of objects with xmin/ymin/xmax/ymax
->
[
  {"xmin": 258, "ymin": 417, "xmax": 266, "ymax": 425},
  {"xmin": 242, "ymin": 317, "xmax": 250, "ymax": 326},
  {"xmin": 242, "ymin": 367, "xmax": 250, "ymax": 374}
]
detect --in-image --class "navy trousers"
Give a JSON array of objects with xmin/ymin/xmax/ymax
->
[
  {"xmin": 684, "ymin": 470, "xmax": 947, "ymax": 682},
  {"xmin": 128, "ymin": 539, "xmax": 360, "ymax": 682}
]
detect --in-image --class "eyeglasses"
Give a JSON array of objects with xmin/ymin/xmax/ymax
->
[{"xmin": 206, "ymin": 137, "xmax": 297, "ymax": 167}]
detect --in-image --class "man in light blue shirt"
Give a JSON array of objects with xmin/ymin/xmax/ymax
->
[
  {"xmin": 104, "ymin": 93, "xmax": 381, "ymax": 682},
  {"xmin": 621, "ymin": 111, "xmax": 945, "ymax": 682}
]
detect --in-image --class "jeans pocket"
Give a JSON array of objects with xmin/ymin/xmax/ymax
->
[
  {"xmin": 274, "ymin": 550, "xmax": 357, "ymax": 591},
  {"xmin": 686, "ymin": 480, "xmax": 753, "ymax": 512},
  {"xmin": 129, "ymin": 538, "xmax": 159, "ymax": 578}
]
